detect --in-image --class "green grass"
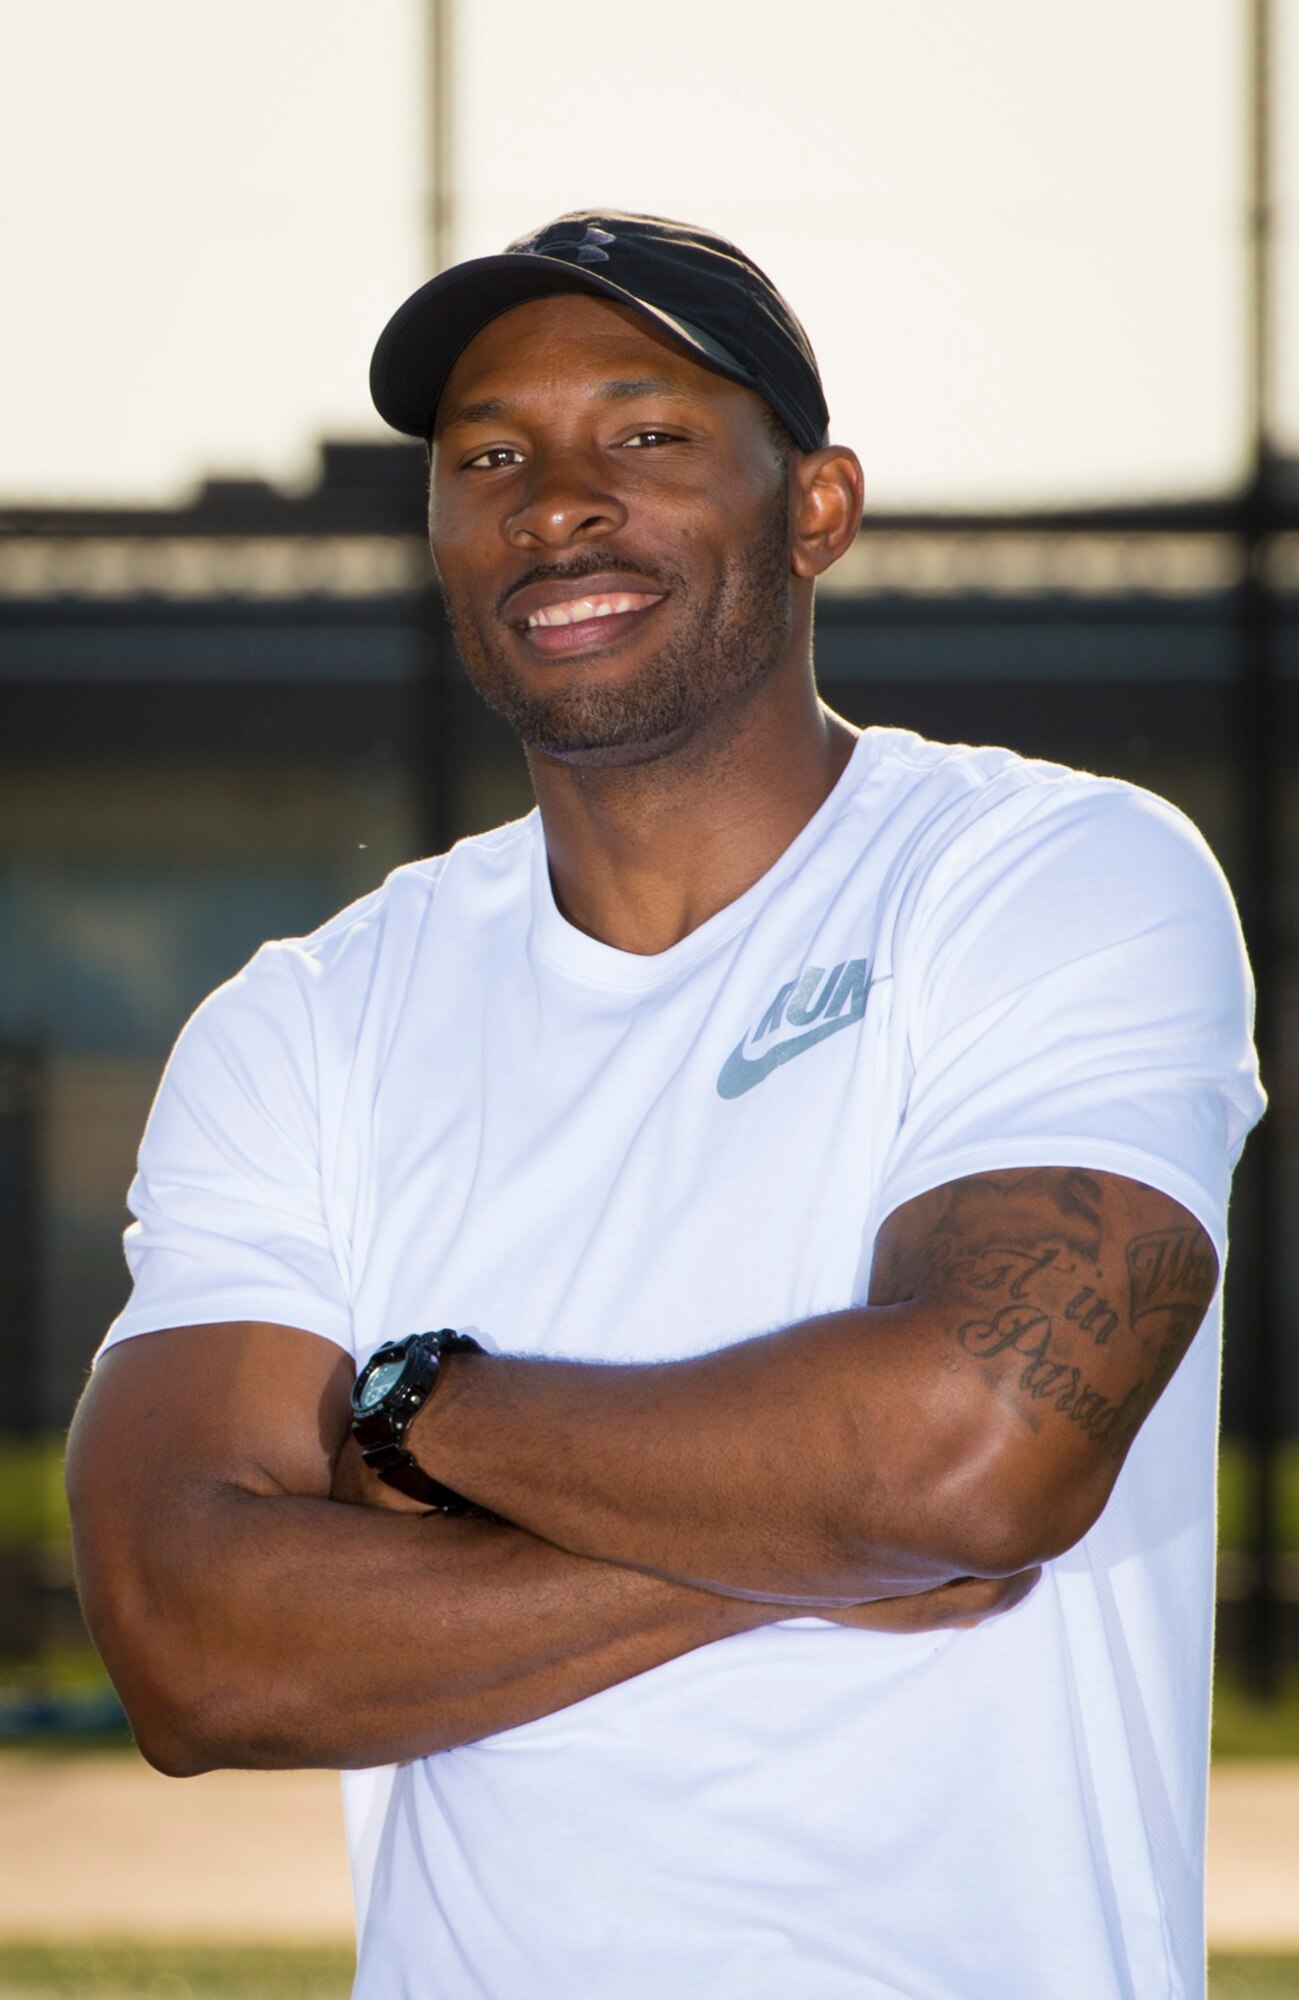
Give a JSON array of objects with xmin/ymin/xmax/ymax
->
[
  {"xmin": 1218, "ymin": 1441, "xmax": 1299, "ymax": 1552},
  {"xmin": 1211, "ymin": 1959, "xmax": 1299, "ymax": 1998},
  {"xmin": 0, "ymin": 1440, "xmax": 70, "ymax": 1550},
  {"xmin": 0, "ymin": 1946, "xmax": 1293, "ymax": 1998},
  {"xmin": 0, "ymin": 1945, "xmax": 355, "ymax": 1999},
  {"xmin": 1213, "ymin": 1666, "xmax": 1299, "ymax": 1757},
  {"xmin": 1, "ymin": 1644, "xmax": 115, "ymax": 1694}
]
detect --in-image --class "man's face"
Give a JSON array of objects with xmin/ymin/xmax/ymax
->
[{"xmin": 428, "ymin": 294, "xmax": 797, "ymax": 765}]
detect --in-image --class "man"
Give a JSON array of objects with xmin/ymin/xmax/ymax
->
[{"xmin": 67, "ymin": 213, "xmax": 1263, "ymax": 1998}]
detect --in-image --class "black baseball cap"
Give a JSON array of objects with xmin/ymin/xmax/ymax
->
[{"xmin": 369, "ymin": 209, "xmax": 830, "ymax": 452}]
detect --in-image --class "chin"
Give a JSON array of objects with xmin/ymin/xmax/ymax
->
[
  {"xmin": 459, "ymin": 646, "xmax": 700, "ymax": 759},
  {"xmin": 526, "ymin": 723, "xmax": 697, "ymax": 769}
]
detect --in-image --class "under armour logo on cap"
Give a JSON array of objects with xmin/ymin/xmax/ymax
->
[
  {"xmin": 522, "ymin": 222, "xmax": 616, "ymax": 266},
  {"xmin": 572, "ymin": 226, "xmax": 616, "ymax": 263}
]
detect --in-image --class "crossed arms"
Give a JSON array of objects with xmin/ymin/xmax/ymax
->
[{"xmin": 65, "ymin": 1165, "xmax": 1215, "ymax": 1776}]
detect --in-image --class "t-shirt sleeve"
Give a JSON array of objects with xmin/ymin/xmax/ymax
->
[
  {"xmin": 100, "ymin": 941, "xmax": 353, "ymax": 1358},
  {"xmin": 872, "ymin": 779, "xmax": 1266, "ymax": 1250}
]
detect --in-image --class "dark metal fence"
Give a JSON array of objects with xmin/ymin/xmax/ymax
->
[{"xmin": 0, "ymin": 445, "xmax": 1294, "ymax": 1725}]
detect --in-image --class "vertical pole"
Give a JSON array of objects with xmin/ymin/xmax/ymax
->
[
  {"xmin": 1243, "ymin": 0, "xmax": 1271, "ymax": 469},
  {"xmin": 428, "ymin": 0, "xmax": 455, "ymax": 275},
  {"xmin": 418, "ymin": 0, "xmax": 456, "ymax": 855},
  {"xmin": 1240, "ymin": 0, "xmax": 1281, "ymax": 1697}
]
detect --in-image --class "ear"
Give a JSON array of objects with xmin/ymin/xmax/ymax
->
[{"xmin": 789, "ymin": 446, "xmax": 865, "ymax": 580}]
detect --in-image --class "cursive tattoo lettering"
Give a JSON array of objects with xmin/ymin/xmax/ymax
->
[
  {"xmin": 1064, "ymin": 1286, "xmax": 1120, "ymax": 1346},
  {"xmin": 1126, "ymin": 1227, "xmax": 1217, "ymax": 1329},
  {"xmin": 956, "ymin": 1305, "xmax": 1146, "ymax": 1458},
  {"xmin": 869, "ymin": 1169, "xmax": 1215, "ymax": 1470}
]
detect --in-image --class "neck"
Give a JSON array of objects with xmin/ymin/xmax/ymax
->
[{"xmin": 528, "ymin": 674, "xmax": 859, "ymax": 956}]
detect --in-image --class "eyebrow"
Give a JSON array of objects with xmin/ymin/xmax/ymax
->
[
  {"xmin": 598, "ymin": 375, "xmax": 687, "ymax": 401},
  {"xmin": 439, "ymin": 397, "xmax": 510, "ymax": 431},
  {"xmin": 439, "ymin": 375, "xmax": 695, "ymax": 433}
]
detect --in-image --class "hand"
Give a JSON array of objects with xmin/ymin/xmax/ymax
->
[
  {"xmin": 330, "ymin": 1434, "xmax": 433, "ymax": 1514},
  {"xmin": 817, "ymin": 1568, "xmax": 1040, "ymax": 1634}
]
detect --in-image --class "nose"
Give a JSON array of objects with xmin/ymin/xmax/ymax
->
[{"xmin": 505, "ymin": 446, "xmax": 627, "ymax": 550}]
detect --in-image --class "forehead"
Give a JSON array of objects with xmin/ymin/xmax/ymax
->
[{"xmin": 434, "ymin": 292, "xmax": 756, "ymax": 433}]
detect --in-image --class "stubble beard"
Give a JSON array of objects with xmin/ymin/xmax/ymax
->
[{"xmin": 438, "ymin": 498, "xmax": 794, "ymax": 766}]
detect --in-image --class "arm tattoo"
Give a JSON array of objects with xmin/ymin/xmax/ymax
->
[
  {"xmin": 953, "ymin": 1305, "xmax": 1146, "ymax": 1457},
  {"xmin": 1127, "ymin": 1228, "xmax": 1218, "ymax": 1328},
  {"xmin": 872, "ymin": 1170, "xmax": 1217, "ymax": 1464},
  {"xmin": 1063, "ymin": 1288, "xmax": 1120, "ymax": 1344},
  {"xmin": 1125, "ymin": 1225, "xmax": 1219, "ymax": 1396}
]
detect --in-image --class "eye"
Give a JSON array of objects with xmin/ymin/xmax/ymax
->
[
  {"xmin": 464, "ymin": 446, "xmax": 525, "ymax": 470},
  {"xmin": 621, "ymin": 429, "xmax": 681, "ymax": 448}
]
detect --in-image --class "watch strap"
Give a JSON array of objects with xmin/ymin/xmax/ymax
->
[{"xmin": 351, "ymin": 1329, "xmax": 487, "ymax": 1515}]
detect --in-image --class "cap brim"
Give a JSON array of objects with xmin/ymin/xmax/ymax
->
[{"xmin": 369, "ymin": 254, "xmax": 760, "ymax": 440}]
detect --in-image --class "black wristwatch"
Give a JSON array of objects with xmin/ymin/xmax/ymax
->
[{"xmin": 350, "ymin": 1329, "xmax": 485, "ymax": 1513}]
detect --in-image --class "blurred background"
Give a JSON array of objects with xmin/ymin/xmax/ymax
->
[{"xmin": 0, "ymin": 0, "xmax": 1297, "ymax": 1983}]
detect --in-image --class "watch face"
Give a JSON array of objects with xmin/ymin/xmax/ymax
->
[{"xmin": 357, "ymin": 1357, "xmax": 406, "ymax": 1411}]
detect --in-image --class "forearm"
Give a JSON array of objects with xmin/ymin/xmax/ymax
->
[
  {"xmin": 74, "ymin": 1487, "xmax": 770, "ymax": 1775},
  {"xmin": 407, "ymin": 1169, "xmax": 1211, "ymax": 1601},
  {"xmin": 411, "ymin": 1304, "xmax": 1001, "ymax": 1602}
]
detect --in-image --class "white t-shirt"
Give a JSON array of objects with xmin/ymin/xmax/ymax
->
[{"xmin": 104, "ymin": 728, "xmax": 1264, "ymax": 2000}]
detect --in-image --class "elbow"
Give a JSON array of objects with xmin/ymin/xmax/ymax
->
[
  {"xmin": 72, "ymin": 1558, "xmax": 286, "ymax": 1777},
  {"xmin": 133, "ymin": 1612, "xmax": 314, "ymax": 1773},
  {"xmin": 129, "ymin": 1658, "xmax": 291, "ymax": 1776},
  {"xmin": 846, "ymin": 1418, "xmax": 1112, "ymax": 1585},
  {"xmin": 76, "ymin": 1583, "xmax": 246, "ymax": 1778},
  {"xmin": 116, "ymin": 1629, "xmax": 327, "ymax": 1775},
  {"xmin": 104, "ymin": 1647, "xmax": 237, "ymax": 1779},
  {"xmin": 130, "ymin": 1650, "xmax": 256, "ymax": 1776},
  {"xmin": 935, "ymin": 1458, "xmax": 1112, "ymax": 1579},
  {"xmin": 133, "ymin": 1714, "xmax": 217, "ymax": 1781},
  {"xmin": 84, "ymin": 1590, "xmax": 327, "ymax": 1775},
  {"xmin": 946, "ymin": 1507, "xmax": 1071, "ymax": 1581}
]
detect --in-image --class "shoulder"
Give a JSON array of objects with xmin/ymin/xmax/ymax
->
[
  {"xmin": 857, "ymin": 733, "xmax": 1254, "ymax": 1065},
  {"xmin": 861, "ymin": 728, "xmax": 1233, "ymax": 923},
  {"xmin": 179, "ymin": 815, "xmax": 540, "ymax": 1056}
]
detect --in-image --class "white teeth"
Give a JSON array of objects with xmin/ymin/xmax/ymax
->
[{"xmin": 526, "ymin": 591, "xmax": 648, "ymax": 629}]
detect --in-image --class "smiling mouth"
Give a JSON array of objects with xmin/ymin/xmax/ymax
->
[
  {"xmin": 512, "ymin": 588, "xmax": 667, "ymax": 659},
  {"xmin": 524, "ymin": 591, "xmax": 662, "ymax": 630}
]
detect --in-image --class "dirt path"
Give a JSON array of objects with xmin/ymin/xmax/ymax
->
[
  {"xmin": 0, "ymin": 1755, "xmax": 352, "ymax": 1944},
  {"xmin": 1205, "ymin": 1763, "xmax": 1299, "ymax": 1952},
  {"xmin": 1, "ymin": 1751, "xmax": 1295, "ymax": 1948}
]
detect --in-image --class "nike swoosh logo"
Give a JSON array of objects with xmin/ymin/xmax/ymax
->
[{"xmin": 717, "ymin": 1003, "xmax": 868, "ymax": 1100}]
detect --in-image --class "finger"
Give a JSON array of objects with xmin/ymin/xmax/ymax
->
[
  {"xmin": 331, "ymin": 1438, "xmax": 423, "ymax": 1512},
  {"xmin": 818, "ymin": 1566, "xmax": 1042, "ymax": 1633},
  {"xmin": 946, "ymin": 1567, "xmax": 1041, "ymax": 1628}
]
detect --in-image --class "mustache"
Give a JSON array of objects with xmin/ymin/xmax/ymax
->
[{"xmin": 497, "ymin": 554, "xmax": 681, "ymax": 618}]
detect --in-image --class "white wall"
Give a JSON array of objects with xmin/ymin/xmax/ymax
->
[{"xmin": 2, "ymin": 0, "xmax": 1295, "ymax": 508}]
